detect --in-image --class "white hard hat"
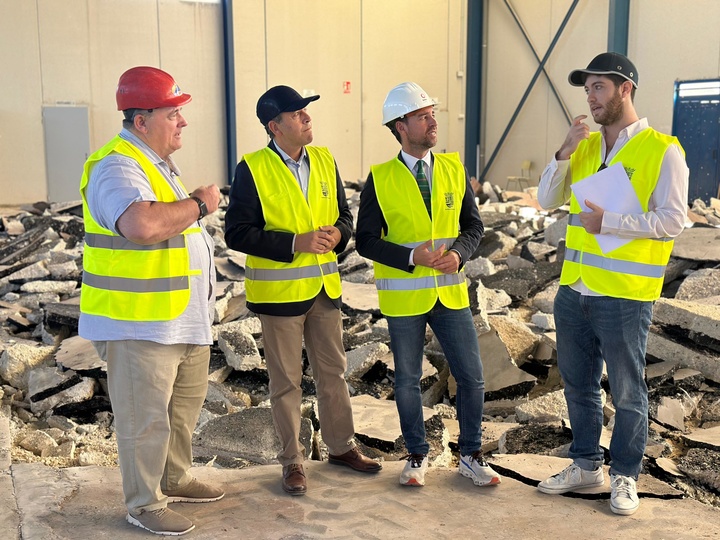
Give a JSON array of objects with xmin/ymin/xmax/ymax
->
[{"xmin": 382, "ymin": 82, "xmax": 437, "ymax": 125}]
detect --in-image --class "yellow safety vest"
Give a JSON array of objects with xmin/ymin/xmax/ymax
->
[
  {"xmin": 371, "ymin": 153, "xmax": 469, "ymax": 316},
  {"xmin": 79, "ymin": 136, "xmax": 201, "ymax": 321},
  {"xmin": 243, "ymin": 146, "xmax": 342, "ymax": 304},
  {"xmin": 562, "ymin": 128, "xmax": 683, "ymax": 301}
]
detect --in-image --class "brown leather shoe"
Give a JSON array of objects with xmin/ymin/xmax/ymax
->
[
  {"xmin": 282, "ymin": 464, "xmax": 307, "ymax": 496},
  {"xmin": 328, "ymin": 447, "xmax": 382, "ymax": 473}
]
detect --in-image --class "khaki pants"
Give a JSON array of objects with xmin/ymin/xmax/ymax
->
[
  {"xmin": 94, "ymin": 340, "xmax": 209, "ymax": 513},
  {"xmin": 258, "ymin": 292, "xmax": 355, "ymax": 465}
]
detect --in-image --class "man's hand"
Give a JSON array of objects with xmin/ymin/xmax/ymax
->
[
  {"xmin": 579, "ymin": 200, "xmax": 604, "ymax": 234},
  {"xmin": 190, "ymin": 184, "xmax": 221, "ymax": 214},
  {"xmin": 413, "ymin": 240, "xmax": 445, "ymax": 268},
  {"xmin": 434, "ymin": 249, "xmax": 461, "ymax": 274},
  {"xmin": 556, "ymin": 115, "xmax": 590, "ymax": 161},
  {"xmin": 295, "ymin": 227, "xmax": 338, "ymax": 254}
]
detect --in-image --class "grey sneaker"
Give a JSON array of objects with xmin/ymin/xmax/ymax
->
[
  {"xmin": 610, "ymin": 474, "xmax": 639, "ymax": 515},
  {"xmin": 126, "ymin": 507, "xmax": 194, "ymax": 536},
  {"xmin": 163, "ymin": 478, "xmax": 225, "ymax": 503},
  {"xmin": 537, "ymin": 463, "xmax": 604, "ymax": 494}
]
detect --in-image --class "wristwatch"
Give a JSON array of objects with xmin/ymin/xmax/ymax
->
[{"xmin": 190, "ymin": 196, "xmax": 208, "ymax": 220}]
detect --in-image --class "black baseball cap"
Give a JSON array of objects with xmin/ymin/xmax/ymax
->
[
  {"xmin": 568, "ymin": 52, "xmax": 639, "ymax": 88},
  {"xmin": 256, "ymin": 85, "xmax": 320, "ymax": 126}
]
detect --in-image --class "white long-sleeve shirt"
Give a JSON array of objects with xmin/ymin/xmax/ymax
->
[{"xmin": 537, "ymin": 118, "xmax": 689, "ymax": 295}]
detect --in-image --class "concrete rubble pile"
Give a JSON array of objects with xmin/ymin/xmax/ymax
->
[{"xmin": 1, "ymin": 184, "xmax": 720, "ymax": 506}]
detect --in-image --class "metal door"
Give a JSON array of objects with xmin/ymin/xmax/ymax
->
[
  {"xmin": 43, "ymin": 106, "xmax": 90, "ymax": 203},
  {"xmin": 673, "ymin": 80, "xmax": 720, "ymax": 204}
]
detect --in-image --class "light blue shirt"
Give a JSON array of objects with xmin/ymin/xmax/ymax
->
[
  {"xmin": 273, "ymin": 140, "xmax": 310, "ymax": 198},
  {"xmin": 80, "ymin": 128, "xmax": 215, "ymax": 345}
]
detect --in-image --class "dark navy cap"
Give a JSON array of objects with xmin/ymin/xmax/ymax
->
[
  {"xmin": 568, "ymin": 52, "xmax": 638, "ymax": 88},
  {"xmin": 256, "ymin": 85, "xmax": 320, "ymax": 126}
]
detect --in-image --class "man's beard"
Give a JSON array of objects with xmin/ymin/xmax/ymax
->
[{"xmin": 594, "ymin": 90, "xmax": 624, "ymax": 126}]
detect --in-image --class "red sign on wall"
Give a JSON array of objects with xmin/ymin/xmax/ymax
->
[{"xmin": 343, "ymin": 81, "xmax": 351, "ymax": 94}]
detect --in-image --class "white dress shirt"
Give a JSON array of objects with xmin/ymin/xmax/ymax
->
[{"xmin": 537, "ymin": 118, "xmax": 689, "ymax": 295}]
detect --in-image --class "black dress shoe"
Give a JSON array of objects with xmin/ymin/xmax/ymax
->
[
  {"xmin": 282, "ymin": 464, "xmax": 307, "ymax": 496},
  {"xmin": 328, "ymin": 447, "xmax": 382, "ymax": 473}
]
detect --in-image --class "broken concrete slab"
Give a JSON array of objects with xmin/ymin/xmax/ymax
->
[
  {"xmin": 193, "ymin": 407, "xmax": 313, "ymax": 465},
  {"xmin": 340, "ymin": 281, "xmax": 379, "ymax": 312},
  {"xmin": 477, "ymin": 328, "xmax": 536, "ymax": 401},
  {"xmin": 646, "ymin": 328, "xmax": 720, "ymax": 384},
  {"xmin": 0, "ymin": 340, "xmax": 55, "ymax": 391},
  {"xmin": 515, "ymin": 390, "xmax": 573, "ymax": 424},
  {"xmin": 682, "ymin": 425, "xmax": 720, "ymax": 450},
  {"xmin": 488, "ymin": 314, "xmax": 541, "ymax": 366},
  {"xmin": 27, "ymin": 367, "xmax": 96, "ymax": 414},
  {"xmin": 672, "ymin": 226, "xmax": 720, "ymax": 262},
  {"xmin": 217, "ymin": 327, "xmax": 262, "ymax": 371},
  {"xmin": 675, "ymin": 268, "xmax": 720, "ymax": 301},
  {"xmin": 345, "ymin": 342, "xmax": 390, "ymax": 379},
  {"xmin": 677, "ymin": 447, "xmax": 720, "ymax": 491},
  {"xmin": 653, "ymin": 297, "xmax": 720, "ymax": 346},
  {"xmin": 54, "ymin": 335, "xmax": 104, "ymax": 373}
]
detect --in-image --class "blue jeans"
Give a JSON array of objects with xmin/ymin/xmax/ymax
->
[
  {"xmin": 554, "ymin": 285, "xmax": 652, "ymax": 478},
  {"xmin": 386, "ymin": 302, "xmax": 484, "ymax": 456}
]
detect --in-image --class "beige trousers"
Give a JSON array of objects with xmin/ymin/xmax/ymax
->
[
  {"xmin": 258, "ymin": 291, "xmax": 356, "ymax": 465},
  {"xmin": 94, "ymin": 340, "xmax": 209, "ymax": 513}
]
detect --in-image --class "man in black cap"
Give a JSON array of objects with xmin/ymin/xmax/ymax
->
[
  {"xmin": 536, "ymin": 53, "xmax": 688, "ymax": 515},
  {"xmin": 224, "ymin": 85, "xmax": 382, "ymax": 496}
]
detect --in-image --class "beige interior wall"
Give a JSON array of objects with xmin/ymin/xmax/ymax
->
[
  {"xmin": 630, "ymin": 0, "xmax": 720, "ymax": 137},
  {"xmin": 0, "ymin": 0, "xmax": 225, "ymax": 205},
  {"xmin": 0, "ymin": 1, "xmax": 44, "ymax": 204},
  {"xmin": 361, "ymin": 0, "xmax": 466, "ymax": 180},
  {"xmin": 235, "ymin": 0, "xmax": 466, "ymax": 184},
  {"xmin": 263, "ymin": 0, "xmax": 362, "ymax": 182},
  {"xmin": 6, "ymin": 0, "xmax": 718, "ymax": 204},
  {"xmin": 483, "ymin": 0, "xmax": 720, "ymax": 189},
  {"xmin": 483, "ymin": 0, "xmax": 608, "ymax": 188}
]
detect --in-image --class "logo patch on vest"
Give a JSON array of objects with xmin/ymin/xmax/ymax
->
[
  {"xmin": 624, "ymin": 166, "xmax": 635, "ymax": 180},
  {"xmin": 320, "ymin": 181, "xmax": 330, "ymax": 198},
  {"xmin": 444, "ymin": 192, "xmax": 455, "ymax": 209}
]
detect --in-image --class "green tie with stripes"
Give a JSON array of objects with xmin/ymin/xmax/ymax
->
[{"xmin": 416, "ymin": 160, "xmax": 431, "ymax": 216}]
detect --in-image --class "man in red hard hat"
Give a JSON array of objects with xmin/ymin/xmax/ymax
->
[{"xmin": 79, "ymin": 66, "xmax": 222, "ymax": 536}]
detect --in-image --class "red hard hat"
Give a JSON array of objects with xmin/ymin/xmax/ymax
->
[{"xmin": 116, "ymin": 66, "xmax": 192, "ymax": 111}]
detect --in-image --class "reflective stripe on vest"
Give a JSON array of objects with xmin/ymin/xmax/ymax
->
[
  {"xmin": 243, "ymin": 146, "xmax": 343, "ymax": 304},
  {"xmin": 82, "ymin": 272, "xmax": 189, "ymax": 293},
  {"xmin": 564, "ymin": 248, "xmax": 666, "ymax": 279},
  {"xmin": 371, "ymin": 153, "xmax": 470, "ymax": 316},
  {"xmin": 84, "ymin": 232, "xmax": 187, "ymax": 250},
  {"xmin": 245, "ymin": 261, "xmax": 338, "ymax": 281},
  {"xmin": 376, "ymin": 271, "xmax": 467, "ymax": 291}
]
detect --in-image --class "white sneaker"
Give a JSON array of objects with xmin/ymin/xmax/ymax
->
[
  {"xmin": 610, "ymin": 474, "xmax": 639, "ymax": 515},
  {"xmin": 459, "ymin": 452, "xmax": 501, "ymax": 486},
  {"xmin": 537, "ymin": 463, "xmax": 604, "ymax": 494},
  {"xmin": 399, "ymin": 454, "xmax": 428, "ymax": 486}
]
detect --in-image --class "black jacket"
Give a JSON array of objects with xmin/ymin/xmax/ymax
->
[
  {"xmin": 356, "ymin": 152, "xmax": 484, "ymax": 272},
  {"xmin": 224, "ymin": 142, "xmax": 353, "ymax": 316}
]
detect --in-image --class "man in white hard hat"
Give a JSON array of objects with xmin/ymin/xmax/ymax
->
[
  {"xmin": 224, "ymin": 85, "xmax": 382, "ymax": 497},
  {"xmin": 356, "ymin": 82, "xmax": 501, "ymax": 488},
  {"xmin": 80, "ymin": 66, "xmax": 223, "ymax": 536},
  {"xmin": 536, "ymin": 52, "xmax": 688, "ymax": 516}
]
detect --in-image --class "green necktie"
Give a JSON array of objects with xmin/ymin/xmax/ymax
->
[{"xmin": 415, "ymin": 160, "xmax": 431, "ymax": 216}]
